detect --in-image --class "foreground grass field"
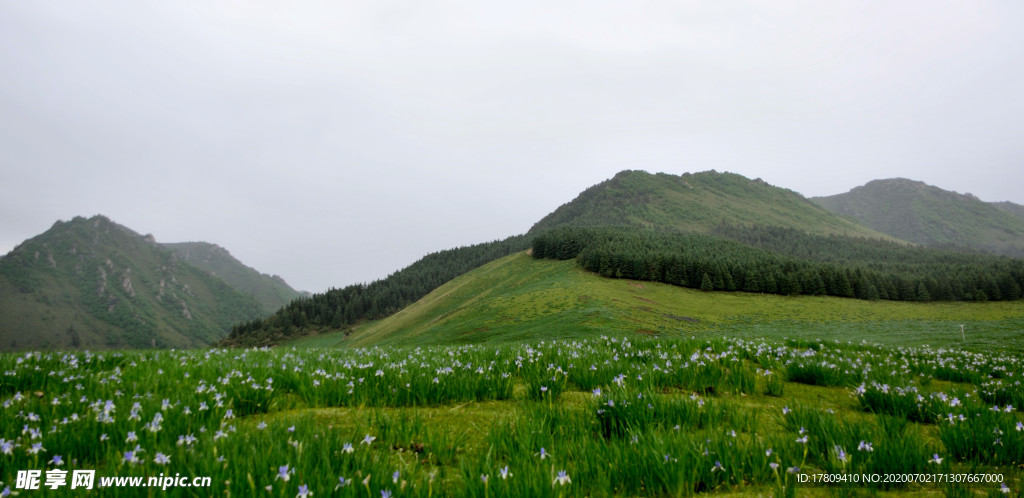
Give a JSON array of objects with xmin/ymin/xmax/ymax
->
[
  {"xmin": 1, "ymin": 335, "xmax": 1022, "ymax": 496},
  {"xmin": 293, "ymin": 253, "xmax": 1024, "ymax": 354}
]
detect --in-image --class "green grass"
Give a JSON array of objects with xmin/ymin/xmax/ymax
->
[
  {"xmin": 2, "ymin": 336, "xmax": 1021, "ymax": 496},
  {"xmin": 290, "ymin": 252, "xmax": 1024, "ymax": 354}
]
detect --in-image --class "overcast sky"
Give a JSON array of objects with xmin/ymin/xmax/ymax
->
[{"xmin": 2, "ymin": 1, "xmax": 1023, "ymax": 292}]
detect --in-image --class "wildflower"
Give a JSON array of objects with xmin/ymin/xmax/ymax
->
[
  {"xmin": 50, "ymin": 455, "xmax": 63, "ymax": 466},
  {"xmin": 769, "ymin": 462, "xmax": 780, "ymax": 471},
  {"xmin": 787, "ymin": 466, "xmax": 800, "ymax": 474},
  {"xmin": 342, "ymin": 442, "xmax": 354, "ymax": 454},
  {"xmin": 480, "ymin": 474, "xmax": 488, "ymax": 484},
  {"xmin": 27, "ymin": 442, "xmax": 45, "ymax": 455},
  {"xmin": 553, "ymin": 470, "xmax": 571, "ymax": 486},
  {"xmin": 287, "ymin": 426, "xmax": 295, "ymax": 433},
  {"xmin": 929, "ymin": 454, "xmax": 942, "ymax": 465},
  {"xmin": 795, "ymin": 435, "xmax": 808, "ymax": 445},
  {"xmin": 257, "ymin": 421, "xmax": 267, "ymax": 430},
  {"xmin": 277, "ymin": 464, "xmax": 293, "ymax": 482},
  {"xmin": 537, "ymin": 447, "xmax": 549, "ymax": 459},
  {"xmin": 1000, "ymin": 483, "xmax": 1011, "ymax": 494},
  {"xmin": 392, "ymin": 471, "xmax": 400, "ymax": 484},
  {"xmin": 335, "ymin": 477, "xmax": 350, "ymax": 490},
  {"xmin": 125, "ymin": 431, "xmax": 138, "ymax": 443},
  {"xmin": 782, "ymin": 406, "xmax": 791, "ymax": 415},
  {"xmin": 592, "ymin": 388, "xmax": 602, "ymax": 396},
  {"xmin": 122, "ymin": 450, "xmax": 139, "ymax": 465},
  {"xmin": 711, "ymin": 461, "xmax": 725, "ymax": 473},
  {"xmin": 1017, "ymin": 421, "xmax": 1023, "ymax": 432},
  {"xmin": 296, "ymin": 484, "xmax": 312, "ymax": 497},
  {"xmin": 766, "ymin": 448, "xmax": 773, "ymax": 457},
  {"xmin": 857, "ymin": 440, "xmax": 874, "ymax": 452},
  {"xmin": 154, "ymin": 452, "xmax": 170, "ymax": 465},
  {"xmin": 835, "ymin": 446, "xmax": 848, "ymax": 463},
  {"xmin": 381, "ymin": 490, "xmax": 392, "ymax": 498},
  {"xmin": 499, "ymin": 465, "xmax": 511, "ymax": 480},
  {"xmin": 361, "ymin": 434, "xmax": 376, "ymax": 446}
]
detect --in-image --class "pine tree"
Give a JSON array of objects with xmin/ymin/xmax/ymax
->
[{"xmin": 700, "ymin": 272, "xmax": 714, "ymax": 291}]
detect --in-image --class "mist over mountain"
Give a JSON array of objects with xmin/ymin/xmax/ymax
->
[
  {"xmin": 813, "ymin": 178, "xmax": 1024, "ymax": 257},
  {"xmin": 0, "ymin": 215, "xmax": 298, "ymax": 350}
]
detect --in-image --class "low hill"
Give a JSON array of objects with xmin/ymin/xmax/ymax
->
[
  {"xmin": 291, "ymin": 252, "xmax": 1024, "ymax": 354},
  {"xmin": 530, "ymin": 170, "xmax": 898, "ymax": 240},
  {"xmin": 0, "ymin": 215, "xmax": 266, "ymax": 350},
  {"xmin": 163, "ymin": 241, "xmax": 303, "ymax": 312},
  {"xmin": 220, "ymin": 235, "xmax": 531, "ymax": 347},
  {"xmin": 813, "ymin": 178, "xmax": 1024, "ymax": 257}
]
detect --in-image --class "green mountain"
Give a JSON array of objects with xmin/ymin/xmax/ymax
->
[
  {"xmin": 812, "ymin": 178, "xmax": 1024, "ymax": 257},
  {"xmin": 162, "ymin": 242, "xmax": 303, "ymax": 312},
  {"xmin": 530, "ymin": 170, "xmax": 898, "ymax": 240},
  {"xmin": 0, "ymin": 215, "xmax": 269, "ymax": 350},
  {"xmin": 290, "ymin": 252, "xmax": 1024, "ymax": 354}
]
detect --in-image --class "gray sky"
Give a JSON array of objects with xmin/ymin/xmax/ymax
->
[{"xmin": 3, "ymin": 1, "xmax": 1023, "ymax": 293}]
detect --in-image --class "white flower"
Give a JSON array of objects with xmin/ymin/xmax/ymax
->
[{"xmin": 553, "ymin": 470, "xmax": 571, "ymax": 486}]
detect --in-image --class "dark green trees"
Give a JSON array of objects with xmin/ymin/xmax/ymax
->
[{"xmin": 531, "ymin": 225, "xmax": 1024, "ymax": 304}]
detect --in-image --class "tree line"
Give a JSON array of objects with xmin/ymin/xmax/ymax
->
[
  {"xmin": 224, "ymin": 235, "xmax": 530, "ymax": 346},
  {"xmin": 532, "ymin": 225, "xmax": 1024, "ymax": 302}
]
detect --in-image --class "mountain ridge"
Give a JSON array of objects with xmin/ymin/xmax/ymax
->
[
  {"xmin": 530, "ymin": 170, "xmax": 900, "ymax": 241},
  {"xmin": 0, "ymin": 215, "xmax": 297, "ymax": 351},
  {"xmin": 812, "ymin": 178, "xmax": 1024, "ymax": 257}
]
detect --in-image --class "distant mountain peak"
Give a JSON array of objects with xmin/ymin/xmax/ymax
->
[
  {"xmin": 529, "ymin": 169, "xmax": 894, "ymax": 240},
  {"xmin": 813, "ymin": 179, "xmax": 1024, "ymax": 257}
]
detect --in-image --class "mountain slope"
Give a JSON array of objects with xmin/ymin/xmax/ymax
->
[
  {"xmin": 0, "ymin": 215, "xmax": 265, "ymax": 350},
  {"xmin": 530, "ymin": 170, "xmax": 899, "ymax": 240},
  {"xmin": 162, "ymin": 242, "xmax": 302, "ymax": 313},
  {"xmin": 223, "ymin": 170, "xmax": 909, "ymax": 347},
  {"xmin": 992, "ymin": 201, "xmax": 1024, "ymax": 221},
  {"xmin": 813, "ymin": 178, "xmax": 1024, "ymax": 257},
  {"xmin": 292, "ymin": 252, "xmax": 1024, "ymax": 353}
]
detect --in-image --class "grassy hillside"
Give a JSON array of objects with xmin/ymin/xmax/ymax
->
[
  {"xmin": 0, "ymin": 215, "xmax": 265, "ymax": 350},
  {"xmin": 530, "ymin": 170, "xmax": 899, "ymax": 241},
  {"xmin": 221, "ymin": 235, "xmax": 531, "ymax": 347},
  {"xmin": 814, "ymin": 178, "xmax": 1024, "ymax": 257},
  {"xmin": 294, "ymin": 252, "xmax": 1024, "ymax": 354},
  {"xmin": 163, "ymin": 241, "xmax": 303, "ymax": 313}
]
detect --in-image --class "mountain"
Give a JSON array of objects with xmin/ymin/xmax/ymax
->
[
  {"xmin": 224, "ymin": 170, "xmax": 946, "ymax": 347},
  {"xmin": 0, "ymin": 215, "xmax": 271, "ymax": 350},
  {"xmin": 812, "ymin": 178, "xmax": 1024, "ymax": 257},
  {"xmin": 529, "ymin": 170, "xmax": 898, "ymax": 240},
  {"xmin": 162, "ymin": 242, "xmax": 303, "ymax": 312},
  {"xmin": 288, "ymin": 253, "xmax": 1024, "ymax": 354}
]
